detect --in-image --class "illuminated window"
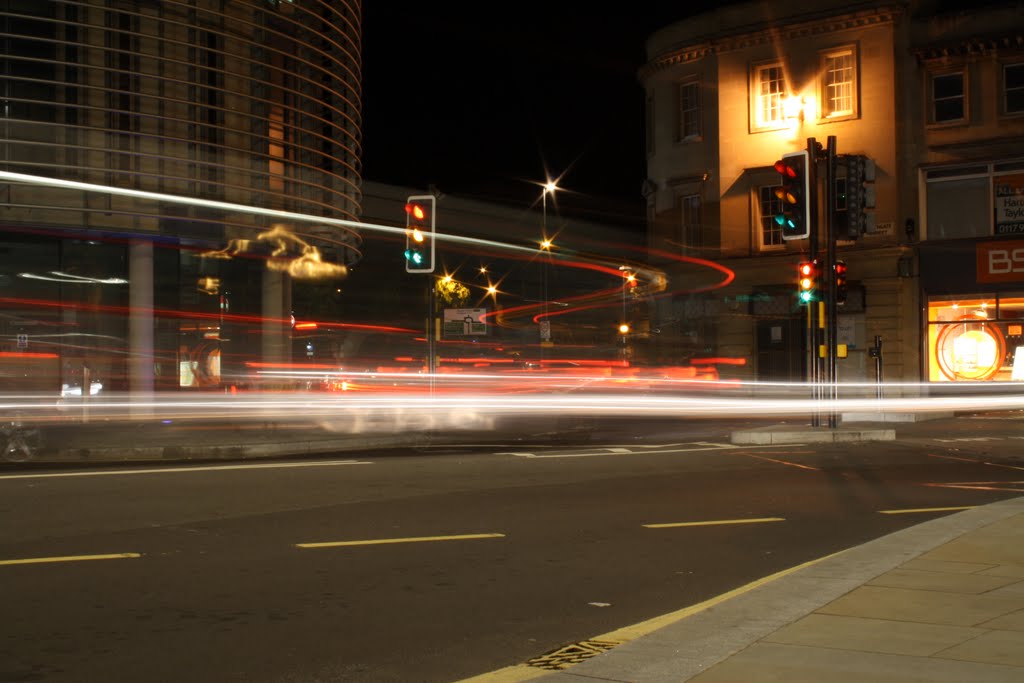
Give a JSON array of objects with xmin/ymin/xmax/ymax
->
[
  {"xmin": 1004, "ymin": 63, "xmax": 1024, "ymax": 115},
  {"xmin": 677, "ymin": 80, "xmax": 701, "ymax": 140},
  {"xmin": 759, "ymin": 185, "xmax": 784, "ymax": 247},
  {"xmin": 930, "ymin": 71, "xmax": 965, "ymax": 123},
  {"xmin": 753, "ymin": 63, "xmax": 785, "ymax": 129},
  {"xmin": 821, "ymin": 47, "xmax": 857, "ymax": 119},
  {"xmin": 926, "ymin": 295, "xmax": 1024, "ymax": 382}
]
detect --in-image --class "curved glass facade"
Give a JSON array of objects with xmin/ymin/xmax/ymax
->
[{"xmin": 0, "ymin": 0, "xmax": 363, "ymax": 393}]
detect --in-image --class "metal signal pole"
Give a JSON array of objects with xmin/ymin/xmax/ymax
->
[
  {"xmin": 825, "ymin": 135, "xmax": 838, "ymax": 428},
  {"xmin": 806, "ymin": 136, "xmax": 821, "ymax": 427}
]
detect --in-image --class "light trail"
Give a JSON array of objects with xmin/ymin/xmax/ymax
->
[
  {"xmin": 3, "ymin": 380, "xmax": 1022, "ymax": 431},
  {"xmin": 0, "ymin": 170, "xmax": 668, "ymax": 278}
]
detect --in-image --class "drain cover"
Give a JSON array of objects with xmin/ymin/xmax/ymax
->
[{"xmin": 527, "ymin": 639, "xmax": 621, "ymax": 670}]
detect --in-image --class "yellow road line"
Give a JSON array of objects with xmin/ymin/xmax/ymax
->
[
  {"xmin": 296, "ymin": 533, "xmax": 505, "ymax": 549},
  {"xmin": 879, "ymin": 506, "xmax": 974, "ymax": 515},
  {"xmin": 643, "ymin": 517, "xmax": 785, "ymax": 529},
  {"xmin": 455, "ymin": 548, "xmax": 844, "ymax": 683},
  {"xmin": 0, "ymin": 552, "xmax": 141, "ymax": 566}
]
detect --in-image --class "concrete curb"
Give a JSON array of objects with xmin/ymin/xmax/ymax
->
[
  {"xmin": 730, "ymin": 425, "xmax": 895, "ymax": 445},
  {"xmin": 535, "ymin": 496, "xmax": 1024, "ymax": 682}
]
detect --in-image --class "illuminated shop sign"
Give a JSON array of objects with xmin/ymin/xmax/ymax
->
[
  {"xmin": 976, "ymin": 240, "xmax": 1024, "ymax": 283},
  {"xmin": 995, "ymin": 174, "xmax": 1024, "ymax": 235}
]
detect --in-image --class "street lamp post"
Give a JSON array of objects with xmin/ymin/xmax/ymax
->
[
  {"xmin": 619, "ymin": 266, "xmax": 635, "ymax": 362},
  {"xmin": 539, "ymin": 181, "xmax": 557, "ymax": 357}
]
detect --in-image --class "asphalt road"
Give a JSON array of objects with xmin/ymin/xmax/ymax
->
[{"xmin": 1, "ymin": 421, "xmax": 1022, "ymax": 682}]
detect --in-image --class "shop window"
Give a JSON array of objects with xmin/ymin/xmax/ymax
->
[
  {"xmin": 929, "ymin": 71, "xmax": 966, "ymax": 124},
  {"xmin": 927, "ymin": 295, "xmax": 1024, "ymax": 382},
  {"xmin": 925, "ymin": 175, "xmax": 989, "ymax": 239},
  {"xmin": 820, "ymin": 46, "xmax": 857, "ymax": 119}
]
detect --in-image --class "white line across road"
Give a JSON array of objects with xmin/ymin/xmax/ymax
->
[
  {"xmin": 0, "ymin": 459, "xmax": 371, "ymax": 481},
  {"xmin": 643, "ymin": 517, "xmax": 786, "ymax": 529},
  {"xmin": 296, "ymin": 533, "xmax": 506, "ymax": 549},
  {"xmin": 494, "ymin": 441, "xmax": 806, "ymax": 458},
  {"xmin": 496, "ymin": 442, "xmax": 742, "ymax": 458}
]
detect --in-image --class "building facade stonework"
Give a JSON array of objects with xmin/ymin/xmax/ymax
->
[{"xmin": 641, "ymin": 0, "xmax": 1024, "ymax": 388}]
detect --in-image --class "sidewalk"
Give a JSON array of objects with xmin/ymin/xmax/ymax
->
[{"xmin": 519, "ymin": 496, "xmax": 1024, "ymax": 683}]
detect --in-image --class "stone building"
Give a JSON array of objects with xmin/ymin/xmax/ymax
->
[{"xmin": 641, "ymin": 0, "xmax": 1024, "ymax": 389}]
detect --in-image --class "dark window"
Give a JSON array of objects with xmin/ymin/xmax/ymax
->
[
  {"xmin": 932, "ymin": 72, "xmax": 964, "ymax": 122},
  {"xmin": 1005, "ymin": 63, "xmax": 1024, "ymax": 114},
  {"xmin": 678, "ymin": 81, "xmax": 700, "ymax": 140}
]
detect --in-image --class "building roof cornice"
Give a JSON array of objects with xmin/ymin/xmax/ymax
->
[
  {"xmin": 913, "ymin": 33, "xmax": 1024, "ymax": 62},
  {"xmin": 640, "ymin": 6, "xmax": 901, "ymax": 80}
]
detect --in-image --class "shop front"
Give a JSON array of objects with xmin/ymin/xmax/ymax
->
[{"xmin": 920, "ymin": 240, "xmax": 1024, "ymax": 383}]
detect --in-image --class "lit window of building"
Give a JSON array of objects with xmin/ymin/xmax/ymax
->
[
  {"xmin": 821, "ymin": 47, "xmax": 857, "ymax": 118},
  {"xmin": 754, "ymin": 63, "xmax": 785, "ymax": 128}
]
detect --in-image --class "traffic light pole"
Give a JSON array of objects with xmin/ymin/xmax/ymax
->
[
  {"xmin": 805, "ymin": 137, "xmax": 821, "ymax": 427},
  {"xmin": 825, "ymin": 135, "xmax": 839, "ymax": 428},
  {"xmin": 427, "ymin": 280, "xmax": 436, "ymax": 393}
]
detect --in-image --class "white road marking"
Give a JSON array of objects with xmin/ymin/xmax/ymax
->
[
  {"xmin": 0, "ymin": 459, "xmax": 371, "ymax": 481},
  {"xmin": 495, "ymin": 441, "xmax": 801, "ymax": 458}
]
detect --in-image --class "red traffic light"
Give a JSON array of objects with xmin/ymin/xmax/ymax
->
[
  {"xmin": 405, "ymin": 202, "xmax": 426, "ymax": 221},
  {"xmin": 774, "ymin": 158, "xmax": 798, "ymax": 178},
  {"xmin": 797, "ymin": 261, "xmax": 816, "ymax": 304}
]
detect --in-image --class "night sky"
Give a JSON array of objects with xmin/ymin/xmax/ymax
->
[{"xmin": 360, "ymin": 2, "xmax": 727, "ymax": 231}]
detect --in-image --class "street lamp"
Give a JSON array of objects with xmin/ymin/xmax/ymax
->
[
  {"xmin": 539, "ymin": 180, "xmax": 558, "ymax": 353},
  {"xmin": 619, "ymin": 266, "xmax": 636, "ymax": 362}
]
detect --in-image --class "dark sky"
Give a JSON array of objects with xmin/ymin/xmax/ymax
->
[{"xmin": 360, "ymin": 3, "xmax": 721, "ymax": 230}]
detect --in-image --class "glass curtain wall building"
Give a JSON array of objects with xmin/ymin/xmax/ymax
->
[{"xmin": 0, "ymin": 0, "xmax": 362, "ymax": 394}]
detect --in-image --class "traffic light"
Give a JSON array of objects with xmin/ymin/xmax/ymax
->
[
  {"xmin": 835, "ymin": 259, "xmax": 848, "ymax": 305},
  {"xmin": 797, "ymin": 260, "xmax": 817, "ymax": 304},
  {"xmin": 404, "ymin": 194, "xmax": 435, "ymax": 273},
  {"xmin": 837, "ymin": 155, "xmax": 876, "ymax": 238},
  {"xmin": 774, "ymin": 150, "xmax": 811, "ymax": 240}
]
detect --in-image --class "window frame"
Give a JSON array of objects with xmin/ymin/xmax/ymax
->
[
  {"xmin": 928, "ymin": 68, "xmax": 968, "ymax": 126},
  {"xmin": 679, "ymin": 193, "xmax": 702, "ymax": 252},
  {"xmin": 757, "ymin": 184, "xmax": 785, "ymax": 249},
  {"xmin": 819, "ymin": 45, "xmax": 858, "ymax": 121},
  {"xmin": 1001, "ymin": 62, "xmax": 1024, "ymax": 117},
  {"xmin": 645, "ymin": 90, "xmax": 655, "ymax": 156},
  {"xmin": 676, "ymin": 78, "xmax": 702, "ymax": 142},
  {"xmin": 750, "ymin": 60, "xmax": 787, "ymax": 132}
]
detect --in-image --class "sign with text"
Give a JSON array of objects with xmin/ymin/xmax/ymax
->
[
  {"xmin": 442, "ymin": 308, "xmax": 487, "ymax": 337},
  {"xmin": 976, "ymin": 240, "xmax": 1024, "ymax": 283},
  {"xmin": 995, "ymin": 174, "xmax": 1024, "ymax": 235}
]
